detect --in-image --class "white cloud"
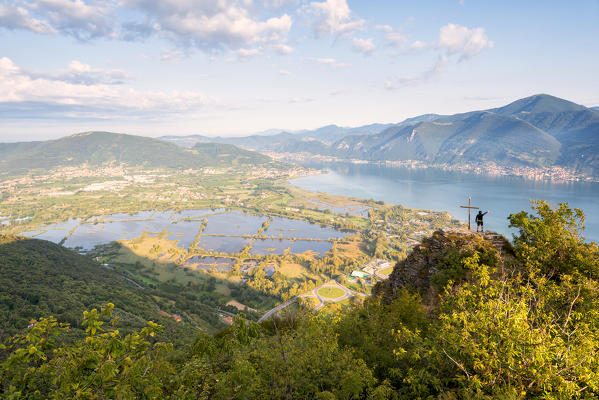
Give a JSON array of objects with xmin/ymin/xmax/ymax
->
[
  {"xmin": 271, "ymin": 43, "xmax": 294, "ymax": 54},
  {"xmin": 306, "ymin": 0, "xmax": 364, "ymax": 38},
  {"xmin": 385, "ymin": 56, "xmax": 447, "ymax": 89},
  {"xmin": 237, "ymin": 48, "xmax": 261, "ymax": 57},
  {"xmin": 376, "ymin": 25, "xmax": 409, "ymax": 48},
  {"xmin": 266, "ymin": 0, "xmax": 300, "ymax": 7},
  {"xmin": 29, "ymin": 0, "xmax": 114, "ymax": 40},
  {"xmin": 0, "ymin": 3, "xmax": 57, "ymax": 34},
  {"xmin": 122, "ymin": 0, "xmax": 293, "ymax": 53},
  {"xmin": 352, "ymin": 37, "xmax": 376, "ymax": 54},
  {"xmin": 0, "ymin": 1, "xmax": 293, "ymax": 55},
  {"xmin": 0, "ymin": 57, "xmax": 213, "ymax": 118},
  {"xmin": 315, "ymin": 57, "xmax": 350, "ymax": 68},
  {"xmin": 438, "ymin": 23, "xmax": 494, "ymax": 60},
  {"xmin": 279, "ymin": 69, "xmax": 291, "ymax": 75},
  {"xmin": 385, "ymin": 31, "xmax": 408, "ymax": 47},
  {"xmin": 410, "ymin": 40, "xmax": 427, "ymax": 50},
  {"xmin": 374, "ymin": 24, "xmax": 392, "ymax": 33},
  {"xmin": 24, "ymin": 60, "xmax": 131, "ymax": 85},
  {"xmin": 289, "ymin": 96, "xmax": 315, "ymax": 103}
]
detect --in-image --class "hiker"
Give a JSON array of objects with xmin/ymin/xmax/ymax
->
[{"xmin": 476, "ymin": 210, "xmax": 488, "ymax": 232}]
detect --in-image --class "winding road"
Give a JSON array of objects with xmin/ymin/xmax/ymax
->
[{"xmin": 258, "ymin": 280, "xmax": 368, "ymax": 322}]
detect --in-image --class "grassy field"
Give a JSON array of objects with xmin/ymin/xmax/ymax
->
[
  {"xmin": 380, "ymin": 266, "xmax": 394, "ymax": 275},
  {"xmin": 317, "ymin": 286, "xmax": 346, "ymax": 299},
  {"xmin": 335, "ymin": 234, "xmax": 368, "ymax": 258}
]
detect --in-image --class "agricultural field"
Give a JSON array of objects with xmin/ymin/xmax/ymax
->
[{"xmin": 0, "ymin": 161, "xmax": 460, "ymax": 322}]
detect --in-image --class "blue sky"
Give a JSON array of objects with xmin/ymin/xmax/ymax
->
[{"xmin": 1, "ymin": 0, "xmax": 598, "ymax": 141}]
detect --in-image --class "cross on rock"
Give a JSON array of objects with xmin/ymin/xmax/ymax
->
[{"xmin": 460, "ymin": 196, "xmax": 479, "ymax": 230}]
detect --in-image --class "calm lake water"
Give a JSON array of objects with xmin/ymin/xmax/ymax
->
[{"xmin": 291, "ymin": 162, "xmax": 599, "ymax": 243}]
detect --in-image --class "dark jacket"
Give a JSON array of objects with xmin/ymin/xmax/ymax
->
[{"xmin": 475, "ymin": 211, "xmax": 488, "ymax": 222}]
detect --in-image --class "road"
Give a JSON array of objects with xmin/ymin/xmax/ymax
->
[
  {"xmin": 258, "ymin": 297, "xmax": 297, "ymax": 322},
  {"xmin": 258, "ymin": 280, "xmax": 370, "ymax": 322}
]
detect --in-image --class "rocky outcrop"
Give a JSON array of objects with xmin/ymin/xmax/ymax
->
[{"xmin": 376, "ymin": 229, "xmax": 513, "ymax": 304}]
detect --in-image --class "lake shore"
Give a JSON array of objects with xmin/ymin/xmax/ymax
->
[{"xmin": 267, "ymin": 152, "xmax": 599, "ymax": 183}]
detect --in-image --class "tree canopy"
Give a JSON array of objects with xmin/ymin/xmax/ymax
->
[{"xmin": 2, "ymin": 201, "xmax": 599, "ymax": 399}]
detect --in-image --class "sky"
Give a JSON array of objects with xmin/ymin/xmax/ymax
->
[{"xmin": 1, "ymin": 0, "xmax": 598, "ymax": 141}]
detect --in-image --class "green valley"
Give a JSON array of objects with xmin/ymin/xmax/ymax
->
[{"xmin": 0, "ymin": 132, "xmax": 458, "ymax": 337}]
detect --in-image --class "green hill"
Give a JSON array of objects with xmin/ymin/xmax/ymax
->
[
  {"xmin": 0, "ymin": 131, "xmax": 274, "ymax": 175},
  {"xmin": 0, "ymin": 235, "xmax": 221, "ymax": 344}
]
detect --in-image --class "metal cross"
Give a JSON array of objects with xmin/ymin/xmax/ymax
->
[{"xmin": 460, "ymin": 196, "xmax": 479, "ymax": 230}]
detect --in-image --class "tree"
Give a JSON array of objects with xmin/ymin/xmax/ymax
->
[
  {"xmin": 1, "ymin": 304, "xmax": 174, "ymax": 399},
  {"xmin": 509, "ymin": 200, "xmax": 599, "ymax": 279}
]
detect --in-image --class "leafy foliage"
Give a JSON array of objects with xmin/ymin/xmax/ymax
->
[
  {"xmin": 2, "ymin": 202, "xmax": 599, "ymax": 399},
  {"xmin": 0, "ymin": 235, "xmax": 215, "ymax": 344}
]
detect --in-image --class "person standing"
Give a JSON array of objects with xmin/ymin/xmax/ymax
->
[{"xmin": 476, "ymin": 210, "xmax": 488, "ymax": 232}]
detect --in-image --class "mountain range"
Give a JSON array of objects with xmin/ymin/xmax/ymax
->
[
  {"xmin": 161, "ymin": 94, "xmax": 599, "ymax": 176},
  {"xmin": 0, "ymin": 131, "xmax": 272, "ymax": 175}
]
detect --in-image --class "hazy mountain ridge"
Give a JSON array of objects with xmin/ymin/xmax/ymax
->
[
  {"xmin": 161, "ymin": 94, "xmax": 599, "ymax": 176},
  {"xmin": 331, "ymin": 95, "xmax": 598, "ymax": 174},
  {"xmin": 0, "ymin": 131, "xmax": 273, "ymax": 174},
  {"xmin": 160, "ymin": 123, "xmax": 397, "ymax": 149},
  {"xmin": 332, "ymin": 107, "xmax": 562, "ymax": 167}
]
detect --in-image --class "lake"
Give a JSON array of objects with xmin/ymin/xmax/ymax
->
[{"xmin": 291, "ymin": 162, "xmax": 599, "ymax": 243}]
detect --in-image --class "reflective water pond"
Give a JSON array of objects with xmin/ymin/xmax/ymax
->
[
  {"xmin": 250, "ymin": 238, "xmax": 293, "ymax": 255},
  {"xmin": 264, "ymin": 217, "xmax": 349, "ymax": 240},
  {"xmin": 19, "ymin": 209, "xmax": 346, "ymax": 257},
  {"xmin": 170, "ymin": 208, "xmax": 225, "ymax": 221},
  {"xmin": 196, "ymin": 235, "xmax": 251, "ymax": 254},
  {"xmin": 202, "ymin": 211, "xmax": 267, "ymax": 235},
  {"xmin": 289, "ymin": 240, "xmax": 332, "ymax": 256},
  {"xmin": 165, "ymin": 220, "xmax": 202, "ymax": 248}
]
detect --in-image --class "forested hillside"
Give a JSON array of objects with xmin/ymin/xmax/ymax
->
[
  {"xmin": 0, "ymin": 235, "xmax": 224, "ymax": 345},
  {"xmin": 2, "ymin": 202, "xmax": 598, "ymax": 399},
  {"xmin": 0, "ymin": 131, "xmax": 274, "ymax": 176}
]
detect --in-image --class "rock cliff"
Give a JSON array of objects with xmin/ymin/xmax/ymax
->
[{"xmin": 376, "ymin": 229, "xmax": 513, "ymax": 304}]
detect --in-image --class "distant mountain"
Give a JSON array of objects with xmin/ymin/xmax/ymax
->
[
  {"xmin": 300, "ymin": 123, "xmax": 396, "ymax": 144},
  {"xmin": 192, "ymin": 142, "xmax": 271, "ymax": 165},
  {"xmin": 160, "ymin": 123, "xmax": 396, "ymax": 150},
  {"xmin": 592, "ymin": 106, "xmax": 599, "ymax": 112},
  {"xmin": 491, "ymin": 94, "xmax": 599, "ymax": 175},
  {"xmin": 330, "ymin": 94, "xmax": 598, "ymax": 174},
  {"xmin": 0, "ymin": 131, "xmax": 273, "ymax": 175},
  {"xmin": 0, "ymin": 235, "xmax": 207, "ymax": 343},
  {"xmin": 160, "ymin": 94, "xmax": 599, "ymax": 176},
  {"xmin": 332, "ymin": 110, "xmax": 561, "ymax": 167}
]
